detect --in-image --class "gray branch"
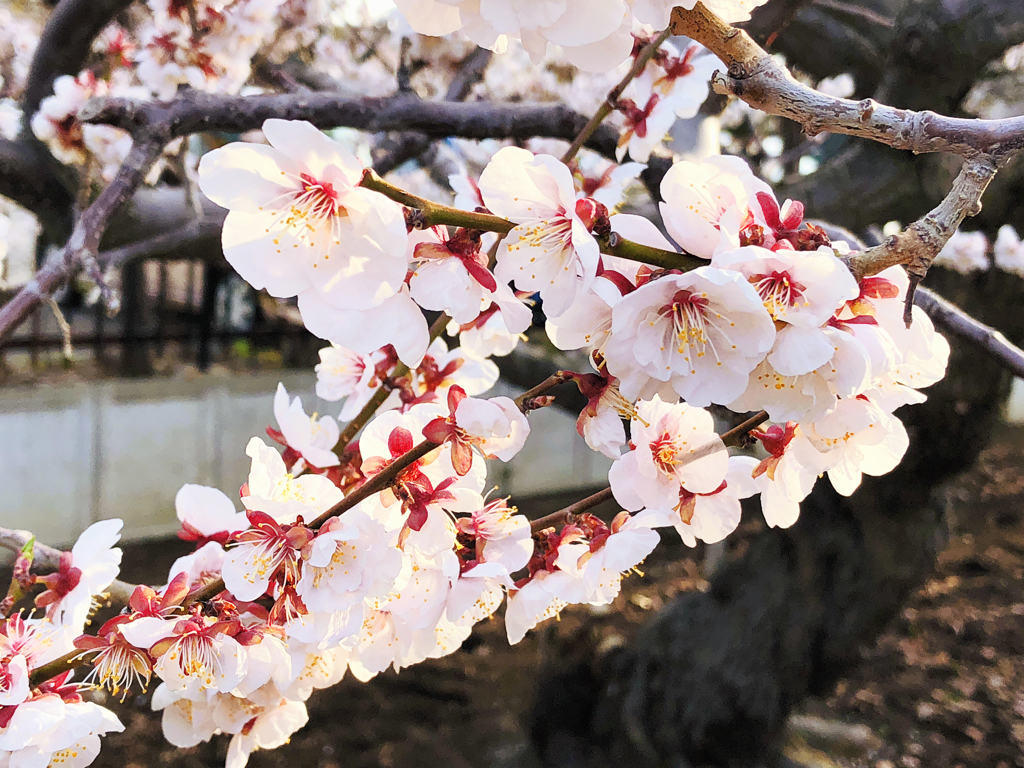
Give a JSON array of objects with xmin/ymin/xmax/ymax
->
[
  {"xmin": 915, "ymin": 285, "xmax": 1024, "ymax": 378},
  {"xmin": 0, "ymin": 138, "xmax": 167, "ymax": 343},
  {"xmin": 78, "ymin": 90, "xmax": 620, "ymax": 158}
]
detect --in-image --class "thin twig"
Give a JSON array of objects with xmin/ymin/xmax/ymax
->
[
  {"xmin": 46, "ymin": 298, "xmax": 74, "ymax": 360},
  {"xmin": 720, "ymin": 410, "xmax": 769, "ymax": 445},
  {"xmin": 530, "ymin": 487, "xmax": 614, "ymax": 532},
  {"xmin": 359, "ymin": 170, "xmax": 698, "ymax": 272},
  {"xmin": 0, "ymin": 139, "xmax": 168, "ymax": 343},
  {"xmin": 513, "ymin": 372, "xmax": 573, "ymax": 411},
  {"xmin": 29, "ymin": 650, "xmax": 98, "ymax": 688},
  {"xmin": 527, "ymin": 409, "xmax": 770, "ymax": 532},
  {"xmin": 333, "ymin": 313, "xmax": 450, "ymax": 452},
  {"xmin": 561, "ymin": 27, "xmax": 672, "ymax": 164},
  {"xmin": 182, "ymin": 438, "xmax": 440, "ymax": 608}
]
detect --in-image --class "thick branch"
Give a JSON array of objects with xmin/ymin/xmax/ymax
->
[
  {"xmin": 80, "ymin": 92, "xmax": 620, "ymax": 159},
  {"xmin": 670, "ymin": 3, "xmax": 1024, "ymax": 161},
  {"xmin": 915, "ymin": 286, "xmax": 1024, "ymax": 379},
  {"xmin": 844, "ymin": 157, "xmax": 997, "ymax": 281}
]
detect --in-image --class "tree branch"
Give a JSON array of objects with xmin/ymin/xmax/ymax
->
[
  {"xmin": 373, "ymin": 47, "xmax": 493, "ymax": 176},
  {"xmin": 915, "ymin": 285, "xmax": 1024, "ymax": 378},
  {"xmin": 0, "ymin": 137, "xmax": 168, "ymax": 343},
  {"xmin": 843, "ymin": 157, "xmax": 997, "ymax": 311},
  {"xmin": 333, "ymin": 313, "xmax": 450, "ymax": 452},
  {"xmin": 79, "ymin": 91, "xmax": 621, "ymax": 159},
  {"xmin": 98, "ymin": 218, "xmax": 225, "ymax": 270},
  {"xmin": 669, "ymin": 3, "xmax": 1023, "ymax": 318},
  {"xmin": 671, "ymin": 3, "xmax": 1024, "ymax": 161},
  {"xmin": 360, "ymin": 169, "xmax": 701, "ymax": 271}
]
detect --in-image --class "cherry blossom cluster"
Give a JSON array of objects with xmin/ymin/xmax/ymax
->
[
  {"xmin": 0, "ymin": 1, "xmax": 973, "ymax": 765},
  {"xmin": 393, "ymin": 0, "xmax": 770, "ymax": 71},
  {"xmin": 134, "ymin": 0, "xmax": 290, "ymax": 99},
  {"xmin": 195, "ymin": 119, "xmax": 951, "ymax": 555},
  {"xmin": 0, "ymin": 522, "xmax": 125, "ymax": 768},
  {"xmin": 30, "ymin": 71, "xmax": 149, "ymax": 182},
  {"xmin": 2, "ymin": 103, "xmax": 956, "ymax": 768},
  {"xmin": 931, "ymin": 225, "xmax": 1024, "ymax": 278}
]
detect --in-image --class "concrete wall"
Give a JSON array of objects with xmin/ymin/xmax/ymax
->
[{"xmin": 0, "ymin": 373, "xmax": 611, "ymax": 547}]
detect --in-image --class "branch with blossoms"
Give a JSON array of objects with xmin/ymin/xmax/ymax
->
[
  {"xmin": 669, "ymin": 2, "xmax": 1024, "ymax": 318},
  {"xmin": 0, "ymin": 88, "xmax": 646, "ymax": 344},
  {"xmin": 0, "ymin": 527, "xmax": 136, "ymax": 612},
  {"xmin": 4, "ymin": 0, "xmax": 1024, "ymax": 767}
]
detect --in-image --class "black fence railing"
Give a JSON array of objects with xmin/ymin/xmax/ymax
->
[{"xmin": 0, "ymin": 258, "xmax": 320, "ymax": 377}]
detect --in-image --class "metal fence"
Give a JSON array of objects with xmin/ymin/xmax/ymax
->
[{"xmin": 0, "ymin": 258, "xmax": 319, "ymax": 377}]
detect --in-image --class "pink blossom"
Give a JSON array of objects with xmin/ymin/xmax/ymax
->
[
  {"xmin": 223, "ymin": 511, "xmax": 314, "ymax": 604},
  {"xmin": 197, "ymin": 119, "xmax": 409, "ymax": 311},
  {"xmin": 270, "ymin": 383, "xmax": 340, "ymax": 470},
  {"xmin": 314, "ymin": 344, "xmax": 381, "ymax": 421},
  {"xmin": 175, "ymin": 484, "xmax": 249, "ymax": 548},
  {"xmin": 241, "ymin": 438, "xmax": 343, "ymax": 524},
  {"xmin": 480, "ymin": 147, "xmax": 600, "ymax": 318},
  {"xmin": 422, "ymin": 386, "xmax": 530, "ymax": 474},
  {"xmin": 604, "ymin": 267, "xmax": 776, "ymax": 406},
  {"xmin": 609, "ymin": 395, "xmax": 730, "ymax": 516},
  {"xmin": 659, "ymin": 156, "xmax": 773, "ymax": 259}
]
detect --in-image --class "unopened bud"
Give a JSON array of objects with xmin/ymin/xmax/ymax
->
[
  {"xmin": 575, "ymin": 198, "xmax": 608, "ymax": 231},
  {"xmin": 522, "ymin": 395, "xmax": 556, "ymax": 411}
]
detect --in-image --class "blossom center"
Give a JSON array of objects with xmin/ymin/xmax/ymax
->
[
  {"xmin": 517, "ymin": 215, "xmax": 573, "ymax": 259},
  {"xmin": 650, "ymin": 432, "xmax": 682, "ymax": 473},
  {"xmin": 169, "ymin": 631, "xmax": 220, "ymax": 684},
  {"xmin": 751, "ymin": 270, "xmax": 806, "ymax": 318},
  {"xmin": 86, "ymin": 643, "xmax": 151, "ymax": 700},
  {"xmin": 660, "ymin": 289, "xmax": 717, "ymax": 361}
]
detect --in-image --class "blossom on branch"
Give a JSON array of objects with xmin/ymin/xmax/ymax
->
[
  {"xmin": 269, "ymin": 383, "xmax": 341, "ymax": 471},
  {"xmin": 604, "ymin": 267, "xmax": 776, "ymax": 406},
  {"xmin": 175, "ymin": 484, "xmax": 250, "ymax": 548},
  {"xmin": 421, "ymin": 386, "xmax": 530, "ymax": 474},
  {"xmin": 197, "ymin": 119, "xmax": 409, "ymax": 314},
  {"xmin": 480, "ymin": 146, "xmax": 600, "ymax": 318},
  {"xmin": 34, "ymin": 520, "xmax": 123, "ymax": 632}
]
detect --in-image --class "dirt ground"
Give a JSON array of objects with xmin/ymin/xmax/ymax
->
[{"xmin": 86, "ymin": 427, "xmax": 1024, "ymax": 768}]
